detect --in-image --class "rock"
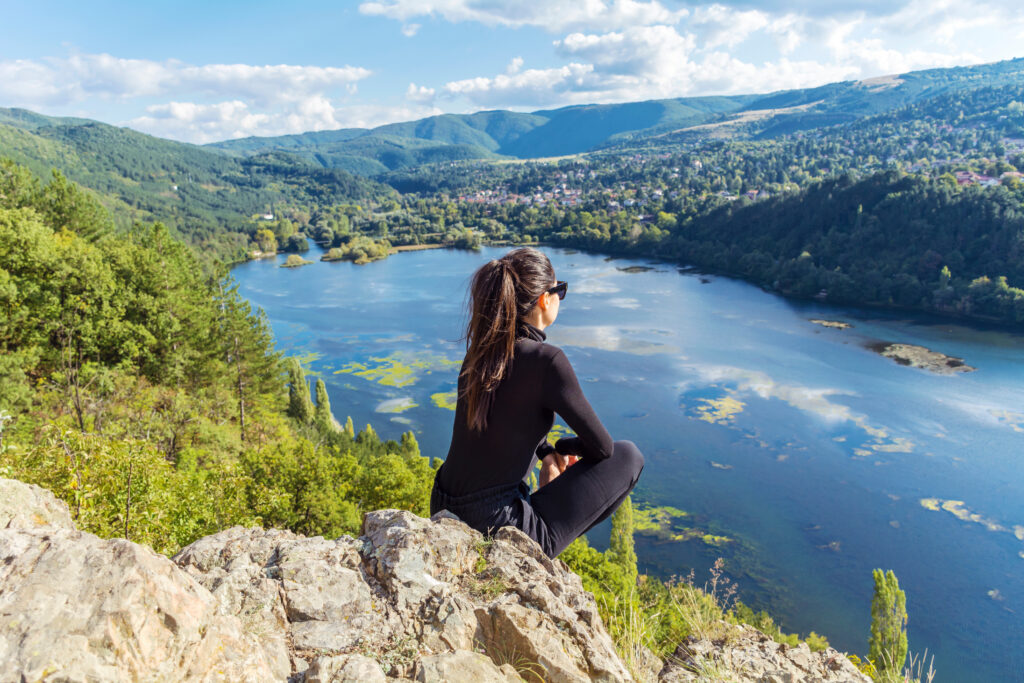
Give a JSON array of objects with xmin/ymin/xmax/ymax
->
[
  {"xmin": 171, "ymin": 509, "xmax": 631, "ymax": 681},
  {"xmin": 0, "ymin": 477, "xmax": 869, "ymax": 683},
  {"xmin": 657, "ymin": 624, "xmax": 870, "ymax": 682},
  {"xmin": 0, "ymin": 477, "xmax": 74, "ymax": 530},
  {"xmin": 413, "ymin": 650, "xmax": 522, "ymax": 682},
  {"xmin": 0, "ymin": 527, "xmax": 278, "ymax": 682},
  {"xmin": 305, "ymin": 653, "xmax": 387, "ymax": 682}
]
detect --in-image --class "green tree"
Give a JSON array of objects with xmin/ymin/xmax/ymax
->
[
  {"xmin": 217, "ymin": 284, "xmax": 281, "ymax": 441},
  {"xmin": 609, "ymin": 494, "xmax": 638, "ymax": 585},
  {"xmin": 314, "ymin": 378, "xmax": 333, "ymax": 428},
  {"xmin": 869, "ymin": 569, "xmax": 908, "ymax": 679},
  {"xmin": 287, "ymin": 358, "xmax": 314, "ymax": 424}
]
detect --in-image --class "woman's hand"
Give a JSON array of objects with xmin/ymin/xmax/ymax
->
[{"xmin": 538, "ymin": 451, "xmax": 579, "ymax": 488}]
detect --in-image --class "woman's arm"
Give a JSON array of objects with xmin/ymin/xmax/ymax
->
[{"xmin": 542, "ymin": 348, "xmax": 614, "ymax": 461}]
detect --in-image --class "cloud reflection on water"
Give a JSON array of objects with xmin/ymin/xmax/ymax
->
[{"xmin": 680, "ymin": 364, "xmax": 915, "ymax": 456}]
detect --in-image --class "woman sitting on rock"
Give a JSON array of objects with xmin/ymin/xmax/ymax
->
[{"xmin": 430, "ymin": 247, "xmax": 645, "ymax": 558}]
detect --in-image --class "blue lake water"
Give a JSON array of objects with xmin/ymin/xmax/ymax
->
[{"xmin": 233, "ymin": 245, "xmax": 1024, "ymax": 682}]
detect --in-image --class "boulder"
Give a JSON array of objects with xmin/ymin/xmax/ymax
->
[
  {"xmin": 0, "ymin": 526, "xmax": 278, "ymax": 682},
  {"xmin": 0, "ymin": 477, "xmax": 74, "ymax": 530}
]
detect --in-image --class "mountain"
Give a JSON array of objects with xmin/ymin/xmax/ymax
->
[
  {"xmin": 208, "ymin": 57, "xmax": 1024, "ymax": 171},
  {"xmin": 0, "ymin": 108, "xmax": 392, "ymax": 261}
]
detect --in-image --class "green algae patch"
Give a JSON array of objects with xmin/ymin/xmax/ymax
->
[
  {"xmin": 375, "ymin": 397, "xmax": 418, "ymax": 413},
  {"xmin": 545, "ymin": 423, "xmax": 576, "ymax": 446},
  {"xmin": 695, "ymin": 396, "xmax": 745, "ymax": 425},
  {"xmin": 430, "ymin": 391, "xmax": 458, "ymax": 411},
  {"xmin": 633, "ymin": 504, "xmax": 733, "ymax": 547},
  {"xmin": 335, "ymin": 351, "xmax": 460, "ymax": 388}
]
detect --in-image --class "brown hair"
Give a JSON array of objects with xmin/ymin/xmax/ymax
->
[{"xmin": 460, "ymin": 247, "xmax": 555, "ymax": 432}]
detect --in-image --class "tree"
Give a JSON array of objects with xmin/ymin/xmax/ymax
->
[
  {"xmin": 314, "ymin": 378, "xmax": 333, "ymax": 428},
  {"xmin": 287, "ymin": 358, "xmax": 314, "ymax": 424},
  {"xmin": 869, "ymin": 569, "xmax": 908, "ymax": 679},
  {"xmin": 217, "ymin": 283, "xmax": 281, "ymax": 441},
  {"xmin": 608, "ymin": 494, "xmax": 638, "ymax": 585}
]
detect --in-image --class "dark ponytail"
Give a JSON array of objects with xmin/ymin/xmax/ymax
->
[{"xmin": 461, "ymin": 247, "xmax": 555, "ymax": 432}]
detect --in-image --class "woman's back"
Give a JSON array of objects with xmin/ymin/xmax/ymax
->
[{"xmin": 439, "ymin": 323, "xmax": 613, "ymax": 497}]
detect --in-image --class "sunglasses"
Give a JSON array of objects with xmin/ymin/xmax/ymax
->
[{"xmin": 547, "ymin": 280, "xmax": 568, "ymax": 300}]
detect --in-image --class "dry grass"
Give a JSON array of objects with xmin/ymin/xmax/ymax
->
[
  {"xmin": 475, "ymin": 636, "xmax": 546, "ymax": 682},
  {"xmin": 667, "ymin": 559, "xmax": 738, "ymax": 643}
]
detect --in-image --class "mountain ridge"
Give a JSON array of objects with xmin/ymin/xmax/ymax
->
[{"xmin": 206, "ymin": 57, "xmax": 1024, "ymax": 169}]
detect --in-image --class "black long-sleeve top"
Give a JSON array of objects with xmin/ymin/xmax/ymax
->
[{"xmin": 438, "ymin": 322, "xmax": 614, "ymax": 496}]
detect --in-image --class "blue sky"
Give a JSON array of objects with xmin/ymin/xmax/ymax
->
[{"xmin": 1, "ymin": 0, "xmax": 1021, "ymax": 143}]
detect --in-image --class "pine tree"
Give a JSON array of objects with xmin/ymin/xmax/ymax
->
[
  {"xmin": 869, "ymin": 569, "xmax": 908, "ymax": 678},
  {"xmin": 400, "ymin": 431, "xmax": 420, "ymax": 458},
  {"xmin": 217, "ymin": 285, "xmax": 281, "ymax": 440},
  {"xmin": 314, "ymin": 378, "xmax": 333, "ymax": 428},
  {"xmin": 286, "ymin": 358, "xmax": 313, "ymax": 424},
  {"xmin": 609, "ymin": 495, "xmax": 638, "ymax": 585},
  {"xmin": 343, "ymin": 416, "xmax": 355, "ymax": 439}
]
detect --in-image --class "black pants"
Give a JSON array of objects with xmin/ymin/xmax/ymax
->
[{"xmin": 430, "ymin": 440, "xmax": 645, "ymax": 558}]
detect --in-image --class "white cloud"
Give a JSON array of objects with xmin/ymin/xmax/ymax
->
[
  {"xmin": 0, "ymin": 53, "xmax": 370, "ymax": 109},
  {"xmin": 358, "ymin": 0, "xmax": 687, "ymax": 32},
  {"xmin": 406, "ymin": 82, "xmax": 436, "ymax": 102},
  {"xmin": 443, "ymin": 62, "xmax": 596, "ymax": 107},
  {"xmin": 129, "ymin": 97, "xmax": 444, "ymax": 144},
  {"xmin": 439, "ymin": 24, "xmax": 862, "ymax": 108},
  {"xmin": 690, "ymin": 4, "xmax": 769, "ymax": 49},
  {"xmin": 401, "ymin": 23, "xmax": 421, "ymax": 36}
]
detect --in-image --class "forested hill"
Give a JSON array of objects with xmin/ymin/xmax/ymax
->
[
  {"xmin": 208, "ymin": 57, "xmax": 1024, "ymax": 172},
  {"xmin": 0, "ymin": 109, "xmax": 393, "ymax": 262}
]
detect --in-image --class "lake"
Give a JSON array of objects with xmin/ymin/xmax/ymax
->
[{"xmin": 233, "ymin": 244, "xmax": 1024, "ymax": 683}]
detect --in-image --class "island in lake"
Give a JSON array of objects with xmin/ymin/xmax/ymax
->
[
  {"xmin": 870, "ymin": 342, "xmax": 975, "ymax": 374},
  {"xmin": 809, "ymin": 319, "xmax": 853, "ymax": 329}
]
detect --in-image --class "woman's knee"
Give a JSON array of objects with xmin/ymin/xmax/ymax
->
[{"xmin": 613, "ymin": 440, "xmax": 645, "ymax": 479}]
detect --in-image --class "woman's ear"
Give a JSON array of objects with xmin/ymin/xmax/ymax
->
[{"xmin": 536, "ymin": 290, "xmax": 551, "ymax": 311}]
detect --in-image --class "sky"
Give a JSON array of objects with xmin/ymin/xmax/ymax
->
[{"xmin": 1, "ymin": 0, "xmax": 1022, "ymax": 144}]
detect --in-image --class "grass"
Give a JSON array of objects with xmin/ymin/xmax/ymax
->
[
  {"xmin": 466, "ymin": 537, "xmax": 508, "ymax": 600},
  {"xmin": 605, "ymin": 585, "xmax": 661, "ymax": 682},
  {"xmin": 474, "ymin": 636, "xmax": 545, "ymax": 683},
  {"xmin": 667, "ymin": 559, "xmax": 738, "ymax": 644}
]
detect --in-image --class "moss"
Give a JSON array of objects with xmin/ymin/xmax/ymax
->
[
  {"xmin": 694, "ymin": 396, "xmax": 745, "ymax": 425},
  {"xmin": 430, "ymin": 391, "xmax": 457, "ymax": 411},
  {"xmin": 335, "ymin": 351, "xmax": 459, "ymax": 388},
  {"xmin": 633, "ymin": 504, "xmax": 733, "ymax": 546},
  {"xmin": 545, "ymin": 423, "xmax": 576, "ymax": 446}
]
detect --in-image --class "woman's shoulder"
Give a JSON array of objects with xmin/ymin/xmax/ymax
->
[{"xmin": 515, "ymin": 337, "xmax": 565, "ymax": 363}]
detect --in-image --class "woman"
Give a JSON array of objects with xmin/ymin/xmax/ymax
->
[{"xmin": 430, "ymin": 247, "xmax": 645, "ymax": 559}]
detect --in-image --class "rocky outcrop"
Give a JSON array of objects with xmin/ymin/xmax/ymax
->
[
  {"xmin": 0, "ymin": 478, "xmax": 628, "ymax": 682},
  {"xmin": 659, "ymin": 624, "xmax": 870, "ymax": 682},
  {"xmin": 0, "ymin": 477, "xmax": 869, "ymax": 682}
]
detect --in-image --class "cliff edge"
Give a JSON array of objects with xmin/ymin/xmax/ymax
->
[{"xmin": 0, "ymin": 477, "xmax": 869, "ymax": 682}]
